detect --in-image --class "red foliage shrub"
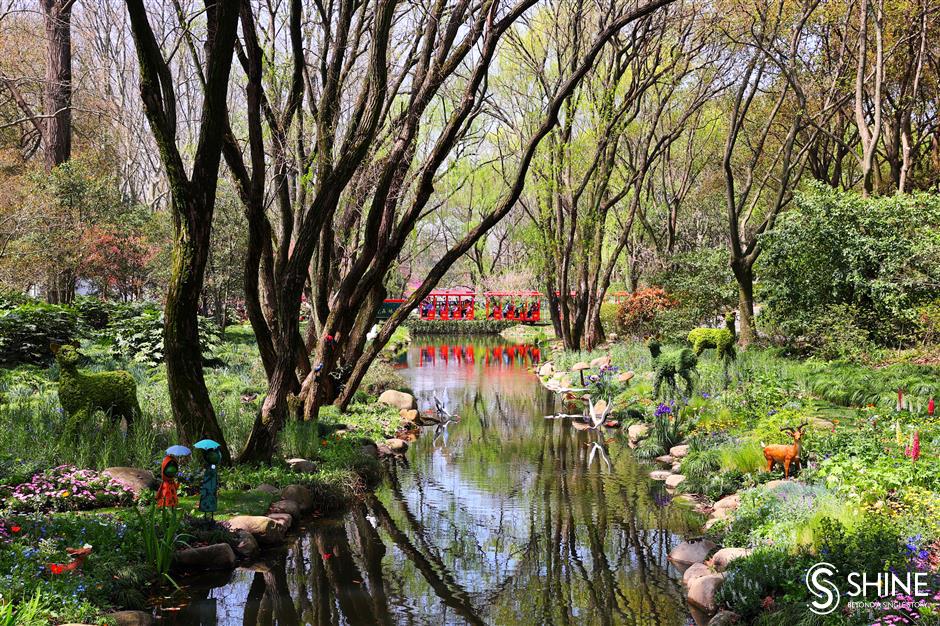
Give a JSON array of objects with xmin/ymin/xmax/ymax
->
[{"xmin": 615, "ymin": 288, "xmax": 676, "ymax": 338}]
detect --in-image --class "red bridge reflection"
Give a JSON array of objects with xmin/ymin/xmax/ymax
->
[{"xmin": 418, "ymin": 343, "xmax": 541, "ymax": 367}]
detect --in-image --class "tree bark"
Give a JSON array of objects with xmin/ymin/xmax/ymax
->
[
  {"xmin": 732, "ymin": 260, "xmax": 756, "ymax": 347},
  {"xmin": 40, "ymin": 0, "xmax": 73, "ymax": 171}
]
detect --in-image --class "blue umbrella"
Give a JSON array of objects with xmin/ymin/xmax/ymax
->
[
  {"xmin": 166, "ymin": 445, "xmax": 191, "ymax": 456},
  {"xmin": 194, "ymin": 439, "xmax": 221, "ymax": 451}
]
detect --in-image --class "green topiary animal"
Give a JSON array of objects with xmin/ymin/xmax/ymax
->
[
  {"xmin": 687, "ymin": 312, "xmax": 737, "ymax": 359},
  {"xmin": 688, "ymin": 312, "xmax": 737, "ymax": 388},
  {"xmin": 52, "ymin": 344, "xmax": 139, "ymax": 431},
  {"xmin": 648, "ymin": 340, "xmax": 697, "ymax": 399}
]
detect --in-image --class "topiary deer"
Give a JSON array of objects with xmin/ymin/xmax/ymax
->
[
  {"xmin": 763, "ymin": 422, "xmax": 807, "ymax": 479},
  {"xmin": 687, "ymin": 312, "xmax": 737, "ymax": 387},
  {"xmin": 52, "ymin": 344, "xmax": 139, "ymax": 432},
  {"xmin": 648, "ymin": 340, "xmax": 697, "ymax": 399}
]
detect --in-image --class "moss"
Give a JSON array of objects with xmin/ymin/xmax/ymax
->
[{"xmin": 54, "ymin": 345, "xmax": 140, "ymax": 429}]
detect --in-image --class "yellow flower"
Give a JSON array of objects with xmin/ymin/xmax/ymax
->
[{"xmin": 61, "ymin": 490, "xmax": 70, "ymax": 497}]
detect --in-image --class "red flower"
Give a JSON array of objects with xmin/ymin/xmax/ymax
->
[
  {"xmin": 49, "ymin": 564, "xmax": 65, "ymax": 575},
  {"xmin": 10, "ymin": 525, "xmax": 20, "ymax": 533},
  {"xmin": 322, "ymin": 552, "xmax": 333, "ymax": 560}
]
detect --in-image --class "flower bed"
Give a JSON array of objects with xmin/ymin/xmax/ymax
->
[{"xmin": 8, "ymin": 465, "xmax": 133, "ymax": 512}]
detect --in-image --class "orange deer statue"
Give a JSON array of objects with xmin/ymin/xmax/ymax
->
[{"xmin": 763, "ymin": 422, "xmax": 808, "ymax": 479}]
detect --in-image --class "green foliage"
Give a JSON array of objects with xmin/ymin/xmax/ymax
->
[
  {"xmin": 107, "ymin": 304, "xmax": 222, "ymax": 365},
  {"xmin": 403, "ymin": 319, "xmax": 516, "ymax": 335},
  {"xmin": 0, "ymin": 588, "xmax": 54, "ymax": 626},
  {"xmin": 0, "ymin": 303, "xmax": 78, "ymax": 365},
  {"xmin": 716, "ymin": 547, "xmax": 815, "ymax": 619},
  {"xmin": 134, "ymin": 503, "xmax": 185, "ymax": 582},
  {"xmin": 650, "ymin": 249, "xmax": 738, "ymax": 338},
  {"xmin": 72, "ymin": 297, "xmax": 111, "ymax": 331},
  {"xmin": 760, "ymin": 185, "xmax": 940, "ymax": 347},
  {"xmin": 800, "ymin": 304, "xmax": 873, "ymax": 361},
  {"xmin": 599, "ymin": 302, "xmax": 619, "ymax": 335}
]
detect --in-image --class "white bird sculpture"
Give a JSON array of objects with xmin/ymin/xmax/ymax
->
[
  {"xmin": 366, "ymin": 324, "xmax": 380, "ymax": 342},
  {"xmin": 587, "ymin": 397, "xmax": 613, "ymax": 429}
]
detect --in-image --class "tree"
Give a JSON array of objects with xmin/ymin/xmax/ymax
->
[
  {"xmin": 221, "ymin": 0, "xmax": 677, "ymax": 462},
  {"xmin": 124, "ymin": 0, "xmax": 240, "ymax": 463}
]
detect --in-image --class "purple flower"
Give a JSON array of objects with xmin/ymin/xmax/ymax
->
[{"xmin": 654, "ymin": 403, "xmax": 672, "ymax": 418}]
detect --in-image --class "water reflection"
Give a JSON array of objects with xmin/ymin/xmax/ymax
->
[{"xmin": 163, "ymin": 336, "xmax": 696, "ymax": 625}]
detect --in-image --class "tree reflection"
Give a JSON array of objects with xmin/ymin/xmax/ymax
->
[{"xmin": 165, "ymin": 338, "xmax": 695, "ymax": 625}]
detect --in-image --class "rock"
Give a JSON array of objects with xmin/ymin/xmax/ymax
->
[
  {"xmin": 232, "ymin": 530, "xmax": 259, "ymax": 559},
  {"xmin": 378, "ymin": 389, "xmax": 417, "ymax": 410},
  {"xmin": 280, "ymin": 485, "xmax": 315, "ymax": 513},
  {"xmin": 254, "ymin": 483, "xmax": 280, "ymax": 495},
  {"xmin": 703, "ymin": 517, "xmax": 725, "ymax": 531},
  {"xmin": 538, "ymin": 362, "xmax": 556, "ymax": 377},
  {"xmin": 608, "ymin": 333, "xmax": 618, "ymax": 341},
  {"xmin": 707, "ymin": 610, "xmax": 741, "ymax": 626},
  {"xmin": 173, "ymin": 543, "xmax": 236, "ymax": 570},
  {"xmin": 672, "ymin": 462, "xmax": 682, "ymax": 473},
  {"xmin": 268, "ymin": 499, "xmax": 301, "ymax": 519},
  {"xmin": 400, "ymin": 408, "xmax": 419, "ymax": 422},
  {"xmin": 377, "ymin": 444, "xmax": 393, "ymax": 457},
  {"xmin": 683, "ymin": 562, "xmax": 714, "ymax": 587},
  {"xmin": 286, "ymin": 458, "xmax": 317, "ymax": 473},
  {"xmin": 385, "ymin": 438, "xmax": 409, "ymax": 454},
  {"xmin": 267, "ymin": 513, "xmax": 293, "ymax": 531},
  {"xmin": 590, "ymin": 355, "xmax": 611, "ymax": 368},
  {"xmin": 710, "ymin": 548, "xmax": 752, "ymax": 572},
  {"xmin": 708, "ymin": 610, "xmax": 741, "ymax": 625},
  {"xmin": 655, "ymin": 454, "xmax": 675, "ymax": 465},
  {"xmin": 670, "ymin": 444, "xmax": 690, "ymax": 458},
  {"xmin": 810, "ymin": 417, "xmax": 835, "ymax": 431},
  {"xmin": 109, "ymin": 611, "xmax": 154, "ymax": 626},
  {"xmin": 360, "ymin": 442, "xmax": 379, "ymax": 458},
  {"xmin": 669, "ymin": 539, "xmax": 717, "ymax": 567},
  {"xmin": 665, "ymin": 474, "xmax": 686, "ymax": 489},
  {"xmin": 649, "ymin": 470, "xmax": 672, "ymax": 481},
  {"xmin": 617, "ymin": 370, "xmax": 635, "ymax": 383},
  {"xmin": 628, "ymin": 423, "xmax": 650, "ymax": 442},
  {"xmin": 688, "ymin": 573, "xmax": 725, "ymax": 615},
  {"xmin": 103, "ymin": 467, "xmax": 157, "ymax": 496},
  {"xmin": 714, "ymin": 494, "xmax": 740, "ymax": 512},
  {"xmin": 224, "ymin": 515, "xmax": 285, "ymax": 545}
]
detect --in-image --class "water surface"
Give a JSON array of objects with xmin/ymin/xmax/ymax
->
[{"xmin": 163, "ymin": 335, "xmax": 697, "ymax": 625}]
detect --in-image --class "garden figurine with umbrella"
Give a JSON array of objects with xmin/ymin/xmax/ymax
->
[
  {"xmin": 195, "ymin": 439, "xmax": 221, "ymax": 517},
  {"xmin": 156, "ymin": 445, "xmax": 190, "ymax": 508}
]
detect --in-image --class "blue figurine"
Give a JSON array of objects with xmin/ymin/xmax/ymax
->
[{"xmin": 194, "ymin": 439, "xmax": 221, "ymax": 517}]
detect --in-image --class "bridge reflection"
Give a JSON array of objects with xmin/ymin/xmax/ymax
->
[{"xmin": 417, "ymin": 343, "xmax": 541, "ymax": 367}]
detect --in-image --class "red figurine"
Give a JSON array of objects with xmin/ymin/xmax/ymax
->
[
  {"xmin": 155, "ymin": 455, "xmax": 180, "ymax": 508},
  {"xmin": 929, "ymin": 397, "xmax": 935, "ymax": 417}
]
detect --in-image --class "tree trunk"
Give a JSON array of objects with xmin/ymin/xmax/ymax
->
[
  {"xmin": 41, "ymin": 0, "xmax": 72, "ymax": 171},
  {"xmin": 732, "ymin": 260, "xmax": 756, "ymax": 347},
  {"xmin": 165, "ymin": 206, "xmax": 232, "ymax": 463}
]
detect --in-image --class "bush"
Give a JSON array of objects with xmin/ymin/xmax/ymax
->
[
  {"xmin": 599, "ymin": 302, "xmax": 619, "ymax": 335},
  {"xmin": 0, "ymin": 303, "xmax": 78, "ymax": 365},
  {"xmin": 717, "ymin": 547, "xmax": 815, "ymax": 619},
  {"xmin": 615, "ymin": 288, "xmax": 676, "ymax": 339},
  {"xmin": 72, "ymin": 297, "xmax": 111, "ymax": 330},
  {"xmin": 760, "ymin": 185, "xmax": 940, "ymax": 346},
  {"xmin": 799, "ymin": 303, "xmax": 873, "ymax": 361},
  {"xmin": 108, "ymin": 305, "xmax": 222, "ymax": 366}
]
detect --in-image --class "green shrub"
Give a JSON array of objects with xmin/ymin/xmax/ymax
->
[
  {"xmin": 73, "ymin": 297, "xmax": 111, "ymax": 330},
  {"xmin": 599, "ymin": 302, "xmax": 619, "ymax": 335},
  {"xmin": 716, "ymin": 547, "xmax": 815, "ymax": 619},
  {"xmin": 800, "ymin": 303, "xmax": 873, "ymax": 361},
  {"xmin": 108, "ymin": 305, "xmax": 222, "ymax": 366},
  {"xmin": 0, "ymin": 290, "xmax": 35, "ymax": 311},
  {"xmin": 0, "ymin": 303, "xmax": 79, "ymax": 365}
]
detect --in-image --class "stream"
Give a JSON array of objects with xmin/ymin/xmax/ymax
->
[{"xmin": 161, "ymin": 335, "xmax": 698, "ymax": 625}]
